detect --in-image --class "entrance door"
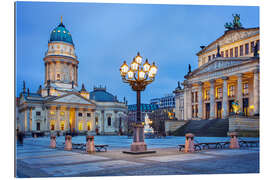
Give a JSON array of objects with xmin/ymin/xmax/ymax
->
[
  {"xmin": 229, "ymin": 100, "xmax": 234, "ymax": 115},
  {"xmin": 216, "ymin": 102, "xmax": 222, "ymax": 119},
  {"xmin": 205, "ymin": 103, "xmax": 210, "ymax": 119},
  {"xmin": 243, "ymin": 98, "xmax": 249, "ymax": 116}
]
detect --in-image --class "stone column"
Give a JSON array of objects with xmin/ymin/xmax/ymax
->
[
  {"xmin": 75, "ymin": 108, "xmax": 78, "ymax": 132},
  {"xmin": 53, "ymin": 62, "xmax": 56, "ymax": 81},
  {"xmin": 66, "ymin": 107, "xmax": 70, "ymax": 131},
  {"xmin": 237, "ymin": 73, "xmax": 243, "ymax": 113},
  {"xmin": 210, "ymin": 79, "xmax": 216, "ymax": 119},
  {"xmin": 27, "ymin": 107, "xmax": 30, "ymax": 132},
  {"xmin": 184, "ymin": 84, "xmax": 192, "ymax": 120},
  {"xmin": 253, "ymin": 69, "xmax": 260, "ymax": 115},
  {"xmin": 198, "ymin": 82, "xmax": 203, "ymax": 119},
  {"xmin": 101, "ymin": 110, "xmax": 105, "ymax": 134},
  {"xmin": 222, "ymin": 76, "xmax": 229, "ymax": 118},
  {"xmin": 56, "ymin": 106, "xmax": 60, "ymax": 130}
]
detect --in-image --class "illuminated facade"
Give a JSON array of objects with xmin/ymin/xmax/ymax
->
[
  {"xmin": 17, "ymin": 18, "xmax": 127, "ymax": 135},
  {"xmin": 182, "ymin": 20, "xmax": 259, "ymax": 120}
]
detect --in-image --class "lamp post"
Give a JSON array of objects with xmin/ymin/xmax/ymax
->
[{"xmin": 120, "ymin": 52, "xmax": 157, "ymax": 153}]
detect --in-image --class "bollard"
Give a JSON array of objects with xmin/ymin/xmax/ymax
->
[
  {"xmin": 86, "ymin": 136, "xmax": 95, "ymax": 153},
  {"xmin": 65, "ymin": 135, "xmax": 72, "ymax": 150},
  {"xmin": 184, "ymin": 133, "xmax": 195, "ymax": 153},
  {"xmin": 50, "ymin": 135, "xmax": 56, "ymax": 148},
  {"xmin": 229, "ymin": 132, "xmax": 240, "ymax": 149}
]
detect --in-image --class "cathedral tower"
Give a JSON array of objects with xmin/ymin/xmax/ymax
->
[{"xmin": 43, "ymin": 17, "xmax": 79, "ymax": 90}]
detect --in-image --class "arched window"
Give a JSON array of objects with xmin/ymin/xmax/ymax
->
[
  {"xmin": 50, "ymin": 121, "xmax": 55, "ymax": 131},
  {"xmin": 107, "ymin": 117, "xmax": 111, "ymax": 126},
  {"xmin": 87, "ymin": 122, "xmax": 91, "ymax": 131}
]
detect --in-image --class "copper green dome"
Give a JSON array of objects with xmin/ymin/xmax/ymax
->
[{"xmin": 49, "ymin": 19, "xmax": 73, "ymax": 45}]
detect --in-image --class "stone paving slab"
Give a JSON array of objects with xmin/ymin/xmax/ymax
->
[
  {"xmin": 17, "ymin": 150, "xmax": 79, "ymax": 159},
  {"xmin": 22, "ymin": 153, "xmax": 110, "ymax": 166},
  {"xmin": 41, "ymin": 160, "xmax": 144, "ymax": 177},
  {"xmin": 16, "ymin": 148, "xmax": 56, "ymax": 154},
  {"xmin": 140, "ymin": 153, "xmax": 214, "ymax": 162},
  {"xmin": 202, "ymin": 149, "xmax": 259, "ymax": 156}
]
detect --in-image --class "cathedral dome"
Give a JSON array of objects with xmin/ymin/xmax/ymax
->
[{"xmin": 49, "ymin": 19, "xmax": 73, "ymax": 45}]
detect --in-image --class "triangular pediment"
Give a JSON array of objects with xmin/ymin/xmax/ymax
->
[
  {"xmin": 189, "ymin": 58, "xmax": 253, "ymax": 77},
  {"xmin": 197, "ymin": 28, "xmax": 259, "ymax": 55},
  {"xmin": 49, "ymin": 93, "xmax": 94, "ymax": 105}
]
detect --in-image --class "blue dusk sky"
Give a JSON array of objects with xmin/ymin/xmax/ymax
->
[{"xmin": 16, "ymin": 2, "xmax": 259, "ymax": 104}]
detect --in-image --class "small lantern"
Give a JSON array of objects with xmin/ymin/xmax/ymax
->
[
  {"xmin": 120, "ymin": 61, "xmax": 129, "ymax": 76},
  {"xmin": 143, "ymin": 59, "xmax": 151, "ymax": 72},
  {"xmin": 127, "ymin": 69, "xmax": 134, "ymax": 79},
  {"xmin": 135, "ymin": 52, "xmax": 142, "ymax": 65},
  {"xmin": 138, "ymin": 68, "xmax": 145, "ymax": 80},
  {"xmin": 149, "ymin": 62, "xmax": 157, "ymax": 75},
  {"xmin": 131, "ymin": 59, "xmax": 139, "ymax": 71}
]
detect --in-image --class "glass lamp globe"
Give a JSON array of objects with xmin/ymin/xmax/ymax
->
[
  {"xmin": 135, "ymin": 52, "xmax": 142, "ymax": 65},
  {"xmin": 149, "ymin": 62, "xmax": 157, "ymax": 75},
  {"xmin": 138, "ymin": 68, "xmax": 145, "ymax": 80},
  {"xmin": 143, "ymin": 59, "xmax": 151, "ymax": 72},
  {"xmin": 127, "ymin": 70, "xmax": 134, "ymax": 79},
  {"xmin": 131, "ymin": 59, "xmax": 139, "ymax": 71},
  {"xmin": 120, "ymin": 61, "xmax": 129, "ymax": 76}
]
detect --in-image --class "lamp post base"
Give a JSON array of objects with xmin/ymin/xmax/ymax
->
[{"xmin": 122, "ymin": 123, "xmax": 156, "ymax": 155}]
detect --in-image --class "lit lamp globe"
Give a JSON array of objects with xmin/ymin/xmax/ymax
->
[
  {"xmin": 138, "ymin": 68, "xmax": 146, "ymax": 81},
  {"xmin": 120, "ymin": 61, "xmax": 129, "ymax": 76},
  {"xmin": 131, "ymin": 59, "xmax": 139, "ymax": 71},
  {"xmin": 127, "ymin": 69, "xmax": 134, "ymax": 79},
  {"xmin": 143, "ymin": 59, "xmax": 151, "ymax": 72},
  {"xmin": 149, "ymin": 62, "xmax": 158, "ymax": 75},
  {"xmin": 135, "ymin": 52, "xmax": 142, "ymax": 65}
]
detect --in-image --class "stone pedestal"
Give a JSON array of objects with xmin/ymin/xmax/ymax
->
[
  {"xmin": 50, "ymin": 135, "xmax": 56, "ymax": 148},
  {"xmin": 123, "ymin": 123, "xmax": 156, "ymax": 154},
  {"xmin": 86, "ymin": 136, "xmax": 95, "ymax": 153},
  {"xmin": 228, "ymin": 132, "xmax": 240, "ymax": 149},
  {"xmin": 130, "ymin": 124, "xmax": 147, "ymax": 152},
  {"xmin": 184, "ymin": 133, "xmax": 195, "ymax": 153},
  {"xmin": 65, "ymin": 135, "xmax": 72, "ymax": 150}
]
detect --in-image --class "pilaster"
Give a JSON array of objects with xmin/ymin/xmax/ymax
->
[
  {"xmin": 210, "ymin": 79, "xmax": 216, "ymax": 119},
  {"xmin": 237, "ymin": 73, "xmax": 243, "ymax": 113},
  {"xmin": 253, "ymin": 69, "xmax": 260, "ymax": 115},
  {"xmin": 198, "ymin": 81, "xmax": 203, "ymax": 119},
  {"xmin": 222, "ymin": 76, "xmax": 229, "ymax": 118}
]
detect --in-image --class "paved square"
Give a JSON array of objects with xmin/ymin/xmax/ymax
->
[
  {"xmin": 41, "ymin": 160, "xmax": 144, "ymax": 176},
  {"xmin": 22, "ymin": 154, "xmax": 110, "ymax": 166},
  {"xmin": 17, "ymin": 150, "xmax": 79, "ymax": 159},
  {"xmin": 140, "ymin": 154, "xmax": 214, "ymax": 162}
]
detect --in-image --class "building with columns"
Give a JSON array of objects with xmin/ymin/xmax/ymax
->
[
  {"xmin": 17, "ymin": 18, "xmax": 128, "ymax": 135},
  {"xmin": 182, "ymin": 20, "xmax": 259, "ymax": 121}
]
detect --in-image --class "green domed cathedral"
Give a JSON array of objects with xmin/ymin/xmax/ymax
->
[{"xmin": 17, "ymin": 17, "xmax": 128, "ymax": 136}]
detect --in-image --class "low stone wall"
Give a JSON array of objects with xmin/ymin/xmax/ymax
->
[
  {"xmin": 165, "ymin": 120, "xmax": 187, "ymax": 135},
  {"xmin": 229, "ymin": 115, "xmax": 259, "ymax": 137}
]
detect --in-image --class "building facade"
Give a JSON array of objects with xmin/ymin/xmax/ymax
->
[
  {"xmin": 17, "ymin": 18, "xmax": 127, "ymax": 135},
  {"xmin": 182, "ymin": 18, "xmax": 259, "ymax": 120},
  {"xmin": 173, "ymin": 82, "xmax": 185, "ymax": 120}
]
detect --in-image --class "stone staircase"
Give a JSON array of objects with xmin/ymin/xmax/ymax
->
[{"xmin": 173, "ymin": 119, "xmax": 229, "ymax": 137}]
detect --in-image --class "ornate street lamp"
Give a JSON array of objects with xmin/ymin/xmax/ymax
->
[{"xmin": 120, "ymin": 52, "xmax": 157, "ymax": 153}]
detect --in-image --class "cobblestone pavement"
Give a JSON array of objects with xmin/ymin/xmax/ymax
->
[{"xmin": 15, "ymin": 142, "xmax": 259, "ymax": 177}]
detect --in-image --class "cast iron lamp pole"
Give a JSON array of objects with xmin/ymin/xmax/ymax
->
[{"xmin": 120, "ymin": 52, "xmax": 157, "ymax": 152}]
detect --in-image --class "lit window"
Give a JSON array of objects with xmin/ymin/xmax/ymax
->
[
  {"xmin": 87, "ymin": 122, "xmax": 91, "ymax": 131},
  {"xmin": 60, "ymin": 111, "xmax": 65, "ymax": 116},
  {"xmin": 50, "ymin": 111, "xmax": 55, "ymax": 115},
  {"xmin": 78, "ymin": 122, "xmax": 83, "ymax": 131},
  {"xmin": 50, "ymin": 121, "xmax": 55, "ymax": 130},
  {"xmin": 95, "ymin": 117, "xmax": 98, "ymax": 125},
  {"xmin": 60, "ymin": 121, "xmax": 65, "ymax": 130},
  {"xmin": 63, "ymin": 31, "xmax": 66, "ymax": 33},
  {"xmin": 57, "ymin": 74, "xmax": 60, "ymax": 81},
  {"xmin": 243, "ymin": 83, "xmax": 248, "ymax": 96},
  {"xmin": 216, "ymin": 87, "xmax": 222, "ymax": 99},
  {"xmin": 204, "ymin": 89, "xmax": 210, "ymax": 100},
  {"xmin": 58, "ymin": 30, "xmax": 60, "ymax": 32},
  {"xmin": 228, "ymin": 85, "xmax": 235, "ymax": 97}
]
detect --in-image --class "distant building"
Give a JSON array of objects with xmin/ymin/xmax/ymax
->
[
  {"xmin": 150, "ymin": 94, "xmax": 175, "ymax": 109},
  {"xmin": 173, "ymin": 82, "xmax": 185, "ymax": 120}
]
